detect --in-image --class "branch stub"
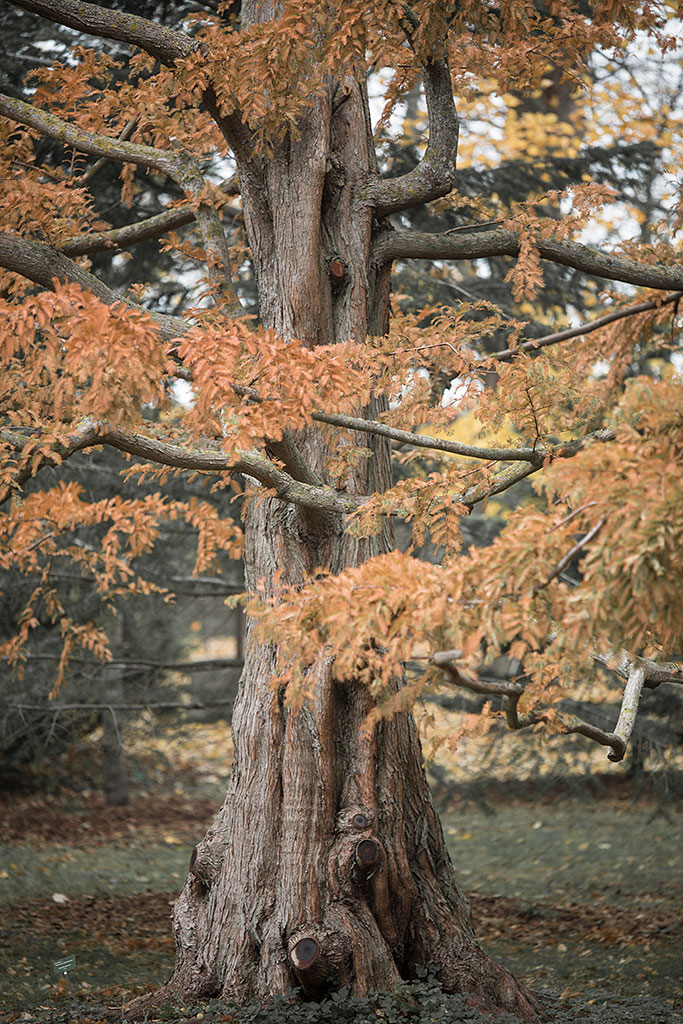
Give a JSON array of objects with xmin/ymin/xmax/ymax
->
[
  {"xmin": 291, "ymin": 937, "xmax": 321, "ymax": 971},
  {"xmin": 356, "ymin": 838, "xmax": 379, "ymax": 866}
]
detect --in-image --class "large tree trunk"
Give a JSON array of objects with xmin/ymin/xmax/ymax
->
[{"xmin": 128, "ymin": 47, "xmax": 543, "ymax": 1022}]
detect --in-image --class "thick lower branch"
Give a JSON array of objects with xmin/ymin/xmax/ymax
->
[
  {"xmin": 0, "ymin": 423, "xmax": 361, "ymax": 515},
  {"xmin": 373, "ymin": 229, "xmax": 683, "ymax": 291},
  {"xmin": 0, "ymin": 93, "xmax": 175, "ymax": 174},
  {"xmin": 0, "ymin": 233, "xmax": 187, "ymax": 343}
]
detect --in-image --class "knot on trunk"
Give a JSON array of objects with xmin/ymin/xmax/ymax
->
[
  {"xmin": 335, "ymin": 806, "xmax": 375, "ymax": 834},
  {"xmin": 188, "ymin": 826, "xmax": 228, "ymax": 891},
  {"xmin": 327, "ymin": 255, "xmax": 348, "ymax": 291},
  {"xmin": 288, "ymin": 925, "xmax": 351, "ymax": 1000}
]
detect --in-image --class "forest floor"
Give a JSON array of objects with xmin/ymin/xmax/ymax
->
[{"xmin": 0, "ymin": 723, "xmax": 681, "ymax": 1023}]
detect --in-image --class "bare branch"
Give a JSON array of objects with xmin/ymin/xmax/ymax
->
[
  {"xmin": 605, "ymin": 665, "xmax": 646, "ymax": 762},
  {"xmin": 373, "ymin": 228, "xmax": 683, "ymax": 291},
  {"xmin": 361, "ymin": 57, "xmax": 459, "ymax": 217},
  {"xmin": 431, "ymin": 650, "xmax": 524, "ymax": 697},
  {"xmin": 433, "ymin": 644, "xmax": 681, "ymax": 763},
  {"xmin": 76, "ymin": 118, "xmax": 137, "ymax": 185},
  {"xmin": 2, "ymin": 701, "xmax": 233, "ymax": 711},
  {"xmin": 592, "ymin": 649, "xmax": 683, "ymax": 688},
  {"xmin": 312, "ymin": 411, "xmax": 543, "ymax": 463},
  {"xmin": 0, "ymin": 232, "xmax": 187, "ymax": 343},
  {"xmin": 0, "ymin": 93, "xmax": 176, "ymax": 175},
  {"xmin": 534, "ymin": 516, "xmax": 607, "ymax": 594},
  {"xmin": 62, "ymin": 178, "xmax": 240, "ymax": 257},
  {"xmin": 1, "ymin": 423, "xmax": 363, "ymax": 516},
  {"xmin": 3, "ymin": 653, "xmax": 242, "ymax": 673},
  {"xmin": 7, "ymin": 0, "xmax": 194, "ymax": 66},
  {"xmin": 432, "ymin": 650, "xmax": 637, "ymax": 762},
  {"xmin": 496, "ymin": 291, "xmax": 683, "ymax": 361}
]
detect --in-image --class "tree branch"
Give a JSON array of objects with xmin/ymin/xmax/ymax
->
[
  {"xmin": 6, "ymin": 0, "xmax": 258, "ymax": 181},
  {"xmin": 2, "ymin": 653, "xmax": 243, "ymax": 673},
  {"xmin": 0, "ymin": 93, "xmax": 240, "ymax": 304},
  {"xmin": 497, "ymin": 291, "xmax": 683, "ymax": 361},
  {"xmin": 76, "ymin": 118, "xmax": 138, "ymax": 185},
  {"xmin": 7, "ymin": 0, "xmax": 194, "ymax": 66},
  {"xmin": 373, "ymin": 228, "xmax": 683, "ymax": 291},
  {"xmin": 592, "ymin": 649, "xmax": 683, "ymax": 688},
  {"xmin": 0, "ymin": 423, "xmax": 363, "ymax": 516},
  {"xmin": 0, "ymin": 93, "xmax": 176, "ymax": 175},
  {"xmin": 0, "ymin": 232, "xmax": 187, "ymax": 343},
  {"xmin": 2, "ymin": 701, "xmax": 234, "ymax": 711},
  {"xmin": 311, "ymin": 410, "xmax": 543, "ymax": 464},
  {"xmin": 432, "ymin": 647, "xmax": 681, "ymax": 763},
  {"xmin": 604, "ymin": 665, "xmax": 646, "ymax": 762},
  {"xmin": 62, "ymin": 178, "xmax": 240, "ymax": 257},
  {"xmin": 361, "ymin": 57, "xmax": 459, "ymax": 217},
  {"xmin": 534, "ymin": 516, "xmax": 607, "ymax": 594}
]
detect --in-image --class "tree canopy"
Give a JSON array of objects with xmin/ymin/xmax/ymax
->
[{"xmin": 2, "ymin": 0, "xmax": 681, "ymax": 759}]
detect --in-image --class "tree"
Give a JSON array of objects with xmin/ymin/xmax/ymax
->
[{"xmin": 1, "ymin": 0, "xmax": 682, "ymax": 1018}]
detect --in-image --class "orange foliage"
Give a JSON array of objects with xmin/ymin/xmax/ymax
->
[{"xmin": 0, "ymin": 0, "xmax": 681, "ymax": 738}]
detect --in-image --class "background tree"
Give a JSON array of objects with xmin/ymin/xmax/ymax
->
[
  {"xmin": 0, "ymin": 0, "xmax": 246, "ymax": 802},
  {"xmin": 0, "ymin": 0, "xmax": 682, "ymax": 1019}
]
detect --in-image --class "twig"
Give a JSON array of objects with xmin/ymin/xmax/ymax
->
[
  {"xmin": 1, "ymin": 700, "xmax": 234, "ymax": 712},
  {"xmin": 76, "ymin": 118, "xmax": 137, "ymax": 185},
  {"xmin": 551, "ymin": 501, "xmax": 597, "ymax": 531},
  {"xmin": 534, "ymin": 516, "xmax": 606, "ymax": 593},
  {"xmin": 495, "ymin": 290, "xmax": 683, "ymax": 361},
  {"xmin": 431, "ymin": 650, "xmax": 524, "ymax": 697}
]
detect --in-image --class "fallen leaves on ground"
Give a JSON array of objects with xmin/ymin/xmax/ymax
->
[
  {"xmin": 2, "ymin": 888, "xmax": 680, "ymax": 958},
  {"xmin": 0, "ymin": 792, "xmax": 217, "ymax": 847},
  {"xmin": 470, "ymin": 892, "xmax": 683, "ymax": 947}
]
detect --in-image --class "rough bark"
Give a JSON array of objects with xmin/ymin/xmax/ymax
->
[{"xmin": 126, "ymin": 17, "xmax": 543, "ymax": 1020}]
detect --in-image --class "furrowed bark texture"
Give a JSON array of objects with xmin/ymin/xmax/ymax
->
[{"xmin": 128, "ymin": 10, "xmax": 541, "ymax": 1018}]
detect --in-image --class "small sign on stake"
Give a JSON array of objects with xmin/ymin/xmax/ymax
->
[
  {"xmin": 52, "ymin": 954, "xmax": 76, "ymax": 977},
  {"xmin": 52, "ymin": 954, "xmax": 84, "ymax": 1024}
]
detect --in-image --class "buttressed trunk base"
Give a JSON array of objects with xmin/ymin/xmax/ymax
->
[{"xmin": 127, "ymin": 499, "xmax": 542, "ymax": 1022}]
